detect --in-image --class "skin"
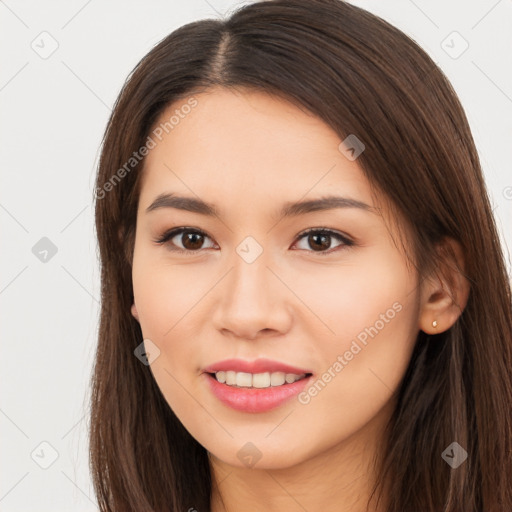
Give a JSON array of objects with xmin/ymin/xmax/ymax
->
[{"xmin": 130, "ymin": 87, "xmax": 469, "ymax": 512}]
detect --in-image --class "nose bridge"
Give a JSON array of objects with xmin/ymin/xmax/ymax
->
[
  {"xmin": 211, "ymin": 238, "xmax": 292, "ymax": 338},
  {"xmin": 226, "ymin": 240, "xmax": 275, "ymax": 310}
]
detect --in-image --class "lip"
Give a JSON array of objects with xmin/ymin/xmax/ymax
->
[
  {"xmin": 202, "ymin": 358, "xmax": 312, "ymax": 375},
  {"xmin": 204, "ymin": 372, "xmax": 313, "ymax": 413}
]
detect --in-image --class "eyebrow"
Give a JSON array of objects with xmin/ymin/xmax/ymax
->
[{"xmin": 145, "ymin": 193, "xmax": 374, "ymax": 219}]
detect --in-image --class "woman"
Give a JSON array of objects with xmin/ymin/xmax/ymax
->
[{"xmin": 89, "ymin": 0, "xmax": 512, "ymax": 510}]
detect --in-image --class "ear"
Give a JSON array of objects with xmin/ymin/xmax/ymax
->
[
  {"xmin": 131, "ymin": 303, "xmax": 140, "ymax": 322},
  {"xmin": 418, "ymin": 237, "xmax": 470, "ymax": 335}
]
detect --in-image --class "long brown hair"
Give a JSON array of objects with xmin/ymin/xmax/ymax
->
[{"xmin": 90, "ymin": 0, "xmax": 512, "ymax": 510}]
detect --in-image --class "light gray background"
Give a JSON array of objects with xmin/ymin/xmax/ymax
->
[{"xmin": 1, "ymin": 0, "xmax": 511, "ymax": 510}]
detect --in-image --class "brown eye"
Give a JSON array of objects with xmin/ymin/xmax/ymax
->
[
  {"xmin": 293, "ymin": 228, "xmax": 354, "ymax": 254},
  {"xmin": 155, "ymin": 228, "xmax": 216, "ymax": 253},
  {"xmin": 180, "ymin": 231, "xmax": 205, "ymax": 250},
  {"xmin": 155, "ymin": 227, "xmax": 353, "ymax": 255},
  {"xmin": 307, "ymin": 233, "xmax": 332, "ymax": 251}
]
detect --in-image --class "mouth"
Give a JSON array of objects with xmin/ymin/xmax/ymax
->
[
  {"xmin": 203, "ymin": 371, "xmax": 314, "ymax": 413},
  {"xmin": 207, "ymin": 370, "xmax": 312, "ymax": 388}
]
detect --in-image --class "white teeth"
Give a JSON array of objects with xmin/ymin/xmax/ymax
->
[
  {"xmin": 270, "ymin": 372, "xmax": 286, "ymax": 386},
  {"xmin": 214, "ymin": 371, "xmax": 307, "ymax": 388},
  {"xmin": 236, "ymin": 372, "xmax": 252, "ymax": 387},
  {"xmin": 252, "ymin": 372, "xmax": 270, "ymax": 388}
]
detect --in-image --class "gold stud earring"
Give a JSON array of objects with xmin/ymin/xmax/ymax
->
[{"xmin": 432, "ymin": 320, "xmax": 438, "ymax": 328}]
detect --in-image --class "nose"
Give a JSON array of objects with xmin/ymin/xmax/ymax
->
[{"xmin": 211, "ymin": 251, "xmax": 293, "ymax": 341}]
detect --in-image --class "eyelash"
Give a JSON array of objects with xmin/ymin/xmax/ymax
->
[{"xmin": 153, "ymin": 226, "xmax": 355, "ymax": 256}]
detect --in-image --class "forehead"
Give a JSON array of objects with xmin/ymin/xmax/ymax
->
[{"xmin": 138, "ymin": 87, "xmax": 374, "ymax": 212}]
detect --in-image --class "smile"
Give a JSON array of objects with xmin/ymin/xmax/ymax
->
[
  {"xmin": 213, "ymin": 370, "xmax": 308, "ymax": 388},
  {"xmin": 204, "ymin": 372, "xmax": 313, "ymax": 413}
]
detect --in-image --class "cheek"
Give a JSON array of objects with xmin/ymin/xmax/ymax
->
[
  {"xmin": 286, "ymin": 248, "xmax": 416, "ymax": 344},
  {"xmin": 131, "ymin": 253, "xmax": 211, "ymax": 394},
  {"xmin": 131, "ymin": 259, "xmax": 204, "ymax": 426},
  {"xmin": 292, "ymin": 249, "xmax": 419, "ymax": 413},
  {"xmin": 132, "ymin": 249, "xmax": 202, "ymax": 338}
]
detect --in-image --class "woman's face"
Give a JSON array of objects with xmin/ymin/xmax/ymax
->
[{"xmin": 131, "ymin": 87, "xmax": 422, "ymax": 469}]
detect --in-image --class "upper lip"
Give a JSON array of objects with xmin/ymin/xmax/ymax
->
[{"xmin": 202, "ymin": 358, "xmax": 313, "ymax": 375}]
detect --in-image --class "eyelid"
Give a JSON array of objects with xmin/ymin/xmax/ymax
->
[
  {"xmin": 292, "ymin": 227, "xmax": 354, "ymax": 255},
  {"xmin": 153, "ymin": 227, "xmax": 218, "ymax": 252},
  {"xmin": 153, "ymin": 226, "xmax": 355, "ymax": 255}
]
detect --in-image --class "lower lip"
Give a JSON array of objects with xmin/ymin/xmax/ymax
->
[{"xmin": 204, "ymin": 373, "xmax": 312, "ymax": 413}]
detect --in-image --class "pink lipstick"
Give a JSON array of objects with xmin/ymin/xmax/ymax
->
[{"xmin": 202, "ymin": 358, "xmax": 313, "ymax": 413}]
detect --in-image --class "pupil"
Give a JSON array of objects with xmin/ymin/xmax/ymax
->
[
  {"xmin": 183, "ymin": 232, "xmax": 203, "ymax": 250},
  {"xmin": 310, "ymin": 233, "xmax": 330, "ymax": 251}
]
